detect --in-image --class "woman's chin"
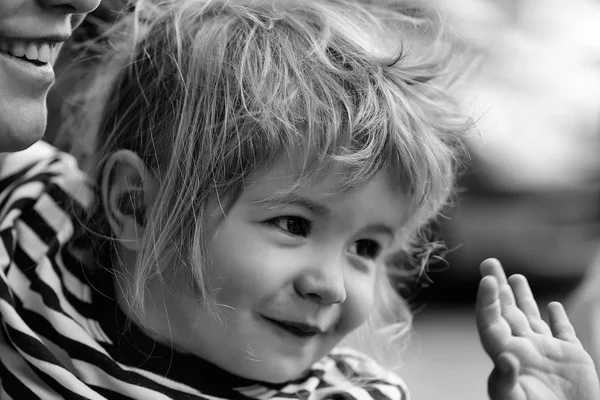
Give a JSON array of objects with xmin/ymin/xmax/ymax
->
[{"xmin": 0, "ymin": 99, "xmax": 47, "ymax": 152}]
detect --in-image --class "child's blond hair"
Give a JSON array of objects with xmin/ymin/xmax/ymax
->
[{"xmin": 63, "ymin": 0, "xmax": 470, "ymax": 370}]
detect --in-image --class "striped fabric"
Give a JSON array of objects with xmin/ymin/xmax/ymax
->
[{"xmin": 0, "ymin": 142, "xmax": 409, "ymax": 400}]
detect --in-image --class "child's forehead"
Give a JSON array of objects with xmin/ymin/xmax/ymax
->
[{"xmin": 244, "ymin": 153, "xmax": 406, "ymax": 201}]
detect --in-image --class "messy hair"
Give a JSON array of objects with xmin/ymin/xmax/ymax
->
[{"xmin": 62, "ymin": 0, "xmax": 470, "ymax": 371}]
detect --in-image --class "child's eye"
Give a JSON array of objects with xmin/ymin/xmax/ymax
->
[
  {"xmin": 350, "ymin": 239, "xmax": 381, "ymax": 260},
  {"xmin": 268, "ymin": 216, "xmax": 312, "ymax": 237}
]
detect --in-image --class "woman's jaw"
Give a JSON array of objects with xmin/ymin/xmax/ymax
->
[{"xmin": 0, "ymin": 38, "xmax": 64, "ymax": 152}]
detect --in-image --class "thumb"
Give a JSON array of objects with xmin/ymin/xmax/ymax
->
[{"xmin": 488, "ymin": 352, "xmax": 521, "ymax": 400}]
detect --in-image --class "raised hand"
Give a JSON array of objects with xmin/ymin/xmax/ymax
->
[{"xmin": 475, "ymin": 258, "xmax": 600, "ymax": 400}]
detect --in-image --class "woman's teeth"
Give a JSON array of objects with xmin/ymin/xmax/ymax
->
[{"xmin": 0, "ymin": 40, "xmax": 55, "ymax": 64}]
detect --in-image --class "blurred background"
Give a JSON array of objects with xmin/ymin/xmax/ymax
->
[
  {"xmin": 403, "ymin": 0, "xmax": 600, "ymax": 398},
  {"xmin": 46, "ymin": 0, "xmax": 600, "ymax": 398}
]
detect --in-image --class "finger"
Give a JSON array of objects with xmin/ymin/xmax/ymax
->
[
  {"xmin": 480, "ymin": 258, "xmax": 509, "ymax": 285},
  {"xmin": 508, "ymin": 274, "xmax": 540, "ymax": 318},
  {"xmin": 497, "ymin": 352, "xmax": 520, "ymax": 389},
  {"xmin": 487, "ymin": 352, "xmax": 522, "ymax": 400},
  {"xmin": 476, "ymin": 275, "xmax": 512, "ymax": 356},
  {"xmin": 481, "ymin": 259, "xmax": 517, "ymax": 309},
  {"xmin": 508, "ymin": 274, "xmax": 552, "ymax": 335},
  {"xmin": 548, "ymin": 302, "xmax": 581, "ymax": 344},
  {"xmin": 499, "ymin": 283, "xmax": 532, "ymax": 336},
  {"xmin": 476, "ymin": 275, "xmax": 501, "ymax": 330}
]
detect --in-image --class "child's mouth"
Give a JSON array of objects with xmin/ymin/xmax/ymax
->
[{"xmin": 262, "ymin": 317, "xmax": 322, "ymax": 338}]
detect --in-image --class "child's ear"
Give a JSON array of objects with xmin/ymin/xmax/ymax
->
[{"xmin": 102, "ymin": 150, "xmax": 155, "ymax": 252}]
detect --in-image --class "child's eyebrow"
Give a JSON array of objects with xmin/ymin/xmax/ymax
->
[
  {"xmin": 362, "ymin": 224, "xmax": 396, "ymax": 240},
  {"xmin": 253, "ymin": 194, "xmax": 331, "ymax": 217}
]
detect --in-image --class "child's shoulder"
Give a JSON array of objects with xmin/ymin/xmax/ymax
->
[
  {"xmin": 0, "ymin": 140, "xmax": 94, "ymax": 271},
  {"xmin": 0, "ymin": 141, "xmax": 89, "ymax": 182},
  {"xmin": 0, "ymin": 141, "xmax": 93, "ymax": 218},
  {"xmin": 0, "ymin": 143, "xmax": 106, "ymax": 399},
  {"xmin": 307, "ymin": 347, "xmax": 409, "ymax": 400},
  {"xmin": 1, "ymin": 141, "xmax": 76, "ymax": 175},
  {"xmin": 237, "ymin": 347, "xmax": 409, "ymax": 400}
]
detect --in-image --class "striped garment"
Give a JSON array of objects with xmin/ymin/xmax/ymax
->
[{"xmin": 0, "ymin": 142, "xmax": 410, "ymax": 400}]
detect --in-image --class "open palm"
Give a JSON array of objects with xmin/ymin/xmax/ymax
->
[{"xmin": 476, "ymin": 259, "xmax": 599, "ymax": 400}]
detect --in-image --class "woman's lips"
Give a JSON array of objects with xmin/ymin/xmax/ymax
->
[
  {"xmin": 0, "ymin": 38, "xmax": 59, "ymax": 65},
  {"xmin": 0, "ymin": 36, "xmax": 65, "ymax": 90},
  {"xmin": 0, "ymin": 51, "xmax": 55, "ymax": 90}
]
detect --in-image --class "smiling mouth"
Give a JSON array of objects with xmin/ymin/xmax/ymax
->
[
  {"xmin": 2, "ymin": 53, "xmax": 46, "ymax": 66},
  {"xmin": 262, "ymin": 317, "xmax": 322, "ymax": 338},
  {"xmin": 0, "ymin": 39, "xmax": 56, "ymax": 66}
]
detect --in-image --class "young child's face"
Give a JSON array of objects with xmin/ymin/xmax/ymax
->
[{"xmin": 145, "ymin": 156, "xmax": 410, "ymax": 383}]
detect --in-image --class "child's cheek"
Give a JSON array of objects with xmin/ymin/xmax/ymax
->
[
  {"xmin": 204, "ymin": 233, "xmax": 287, "ymax": 306},
  {"xmin": 335, "ymin": 277, "xmax": 376, "ymax": 334}
]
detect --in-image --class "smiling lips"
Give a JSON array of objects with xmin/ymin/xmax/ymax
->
[
  {"xmin": 262, "ymin": 316, "xmax": 325, "ymax": 338},
  {"xmin": 0, "ymin": 39, "xmax": 58, "ymax": 65}
]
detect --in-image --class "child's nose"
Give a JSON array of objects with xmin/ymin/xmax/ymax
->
[
  {"xmin": 294, "ymin": 258, "xmax": 347, "ymax": 305},
  {"xmin": 37, "ymin": 0, "xmax": 100, "ymax": 15}
]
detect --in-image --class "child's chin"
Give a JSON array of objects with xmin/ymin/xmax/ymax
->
[{"xmin": 235, "ymin": 360, "xmax": 312, "ymax": 384}]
